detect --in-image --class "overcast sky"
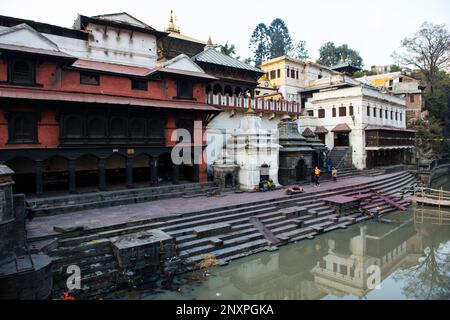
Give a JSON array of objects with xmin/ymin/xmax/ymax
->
[{"xmin": 1, "ymin": 0, "xmax": 449, "ymax": 67}]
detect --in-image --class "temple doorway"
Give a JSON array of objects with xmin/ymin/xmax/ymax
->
[
  {"xmin": 296, "ymin": 159, "xmax": 307, "ymax": 181},
  {"xmin": 260, "ymin": 164, "xmax": 270, "ymax": 182},
  {"xmin": 334, "ymin": 132, "xmax": 350, "ymax": 147}
]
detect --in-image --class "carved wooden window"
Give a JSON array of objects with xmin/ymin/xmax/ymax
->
[
  {"xmin": 87, "ymin": 117, "xmax": 105, "ymax": 137},
  {"xmin": 332, "ymin": 108, "xmax": 336, "ymax": 117},
  {"xmin": 349, "ymin": 105, "xmax": 354, "ymax": 116},
  {"xmin": 131, "ymin": 79, "xmax": 148, "ymax": 91},
  {"xmin": 176, "ymin": 80, "xmax": 194, "ymax": 99},
  {"xmin": 80, "ymin": 72, "xmax": 100, "ymax": 86},
  {"xmin": 9, "ymin": 59, "xmax": 35, "ymax": 85},
  {"xmin": 65, "ymin": 115, "xmax": 83, "ymax": 137},
  {"xmin": 110, "ymin": 117, "xmax": 126, "ymax": 137},
  {"xmin": 8, "ymin": 113, "xmax": 38, "ymax": 143},
  {"xmin": 130, "ymin": 118, "xmax": 146, "ymax": 137},
  {"xmin": 318, "ymin": 109, "xmax": 325, "ymax": 118},
  {"xmin": 339, "ymin": 107, "xmax": 346, "ymax": 117}
]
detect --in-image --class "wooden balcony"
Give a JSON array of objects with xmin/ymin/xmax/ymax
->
[{"xmin": 206, "ymin": 93, "xmax": 302, "ymax": 116}]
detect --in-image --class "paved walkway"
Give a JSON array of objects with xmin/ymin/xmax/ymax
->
[{"xmin": 27, "ymin": 175, "xmax": 380, "ymax": 239}]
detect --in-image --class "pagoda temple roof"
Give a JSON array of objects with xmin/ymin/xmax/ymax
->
[{"xmin": 192, "ymin": 48, "xmax": 264, "ymax": 74}]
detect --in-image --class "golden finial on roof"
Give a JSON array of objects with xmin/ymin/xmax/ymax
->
[
  {"xmin": 204, "ymin": 35, "xmax": 216, "ymax": 50},
  {"xmin": 166, "ymin": 9, "xmax": 180, "ymax": 33}
]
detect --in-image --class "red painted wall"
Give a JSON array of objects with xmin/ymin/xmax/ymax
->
[
  {"xmin": 0, "ymin": 104, "xmax": 59, "ymax": 148},
  {"xmin": 0, "ymin": 56, "xmax": 211, "ymax": 181}
]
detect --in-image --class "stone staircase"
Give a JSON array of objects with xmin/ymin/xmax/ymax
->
[
  {"xmin": 328, "ymin": 147, "xmax": 352, "ymax": 168},
  {"xmin": 29, "ymin": 171, "xmax": 420, "ymax": 299},
  {"xmin": 27, "ymin": 182, "xmax": 219, "ymax": 217}
]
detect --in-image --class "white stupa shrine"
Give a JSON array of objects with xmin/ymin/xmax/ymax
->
[{"xmin": 213, "ymin": 107, "xmax": 280, "ymax": 191}]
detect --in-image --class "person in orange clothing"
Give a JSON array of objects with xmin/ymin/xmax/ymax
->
[{"xmin": 314, "ymin": 166, "xmax": 321, "ymax": 187}]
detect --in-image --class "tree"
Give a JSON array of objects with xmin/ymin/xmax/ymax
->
[
  {"xmin": 249, "ymin": 23, "xmax": 270, "ymax": 66},
  {"xmin": 392, "ymin": 22, "xmax": 450, "ymax": 94},
  {"xmin": 352, "ymin": 70, "xmax": 377, "ymax": 79},
  {"xmin": 317, "ymin": 42, "xmax": 363, "ymax": 68},
  {"xmin": 249, "ymin": 18, "xmax": 308, "ymax": 65},
  {"xmin": 219, "ymin": 42, "xmax": 237, "ymax": 57},
  {"xmin": 412, "ymin": 117, "xmax": 445, "ymax": 159},
  {"xmin": 291, "ymin": 40, "xmax": 309, "ymax": 60},
  {"xmin": 389, "ymin": 64, "xmax": 402, "ymax": 72},
  {"xmin": 393, "ymin": 225, "xmax": 450, "ymax": 300},
  {"xmin": 268, "ymin": 18, "xmax": 293, "ymax": 58}
]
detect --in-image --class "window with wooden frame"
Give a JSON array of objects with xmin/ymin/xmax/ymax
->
[
  {"xmin": 131, "ymin": 79, "xmax": 148, "ymax": 91},
  {"xmin": 318, "ymin": 109, "xmax": 325, "ymax": 118},
  {"xmin": 8, "ymin": 112, "xmax": 38, "ymax": 143},
  {"xmin": 176, "ymin": 80, "xmax": 194, "ymax": 99},
  {"xmin": 8, "ymin": 58, "xmax": 36, "ymax": 85},
  {"xmin": 80, "ymin": 72, "xmax": 100, "ymax": 86},
  {"xmin": 349, "ymin": 105, "xmax": 354, "ymax": 116},
  {"xmin": 339, "ymin": 106, "xmax": 347, "ymax": 117},
  {"xmin": 332, "ymin": 107, "xmax": 336, "ymax": 117}
]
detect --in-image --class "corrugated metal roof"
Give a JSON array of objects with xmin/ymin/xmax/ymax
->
[
  {"xmin": 0, "ymin": 86, "xmax": 220, "ymax": 112},
  {"xmin": 192, "ymin": 48, "xmax": 264, "ymax": 74},
  {"xmin": 156, "ymin": 67, "xmax": 218, "ymax": 80},
  {"xmin": 0, "ymin": 43, "xmax": 75, "ymax": 59},
  {"xmin": 0, "ymin": 165, "xmax": 14, "ymax": 175}
]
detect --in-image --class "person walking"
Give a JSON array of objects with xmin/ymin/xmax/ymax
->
[
  {"xmin": 327, "ymin": 159, "xmax": 333, "ymax": 172},
  {"xmin": 314, "ymin": 166, "xmax": 321, "ymax": 187},
  {"xmin": 332, "ymin": 167, "xmax": 338, "ymax": 182}
]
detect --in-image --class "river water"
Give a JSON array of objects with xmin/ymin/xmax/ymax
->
[{"xmin": 116, "ymin": 207, "xmax": 450, "ymax": 300}]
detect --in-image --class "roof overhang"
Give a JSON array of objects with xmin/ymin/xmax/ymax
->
[
  {"xmin": 315, "ymin": 126, "xmax": 329, "ymax": 134},
  {"xmin": 331, "ymin": 123, "xmax": 352, "ymax": 133},
  {"xmin": 152, "ymin": 67, "xmax": 218, "ymax": 81},
  {"xmin": 364, "ymin": 124, "xmax": 416, "ymax": 133},
  {"xmin": 0, "ymin": 86, "xmax": 221, "ymax": 112},
  {"xmin": 0, "ymin": 43, "xmax": 77, "ymax": 62}
]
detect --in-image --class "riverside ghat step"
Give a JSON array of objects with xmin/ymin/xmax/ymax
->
[
  {"xmin": 28, "ymin": 171, "xmax": 413, "ymax": 243},
  {"xmin": 29, "ymin": 171, "xmax": 419, "ymax": 299},
  {"xmin": 28, "ymin": 182, "xmax": 218, "ymax": 216}
]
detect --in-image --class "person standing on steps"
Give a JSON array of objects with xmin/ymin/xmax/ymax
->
[
  {"xmin": 314, "ymin": 166, "xmax": 321, "ymax": 187},
  {"xmin": 327, "ymin": 159, "xmax": 333, "ymax": 172},
  {"xmin": 332, "ymin": 167, "xmax": 338, "ymax": 182}
]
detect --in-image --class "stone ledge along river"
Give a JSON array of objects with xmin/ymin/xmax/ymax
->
[{"xmin": 107, "ymin": 208, "xmax": 450, "ymax": 300}]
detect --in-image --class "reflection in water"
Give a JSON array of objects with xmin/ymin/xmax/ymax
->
[
  {"xmin": 118, "ymin": 210, "xmax": 450, "ymax": 300},
  {"xmin": 393, "ymin": 225, "xmax": 450, "ymax": 300}
]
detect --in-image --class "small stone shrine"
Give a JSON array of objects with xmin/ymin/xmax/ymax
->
[
  {"xmin": 214, "ymin": 107, "xmax": 280, "ymax": 191},
  {"xmin": 0, "ymin": 165, "xmax": 53, "ymax": 299},
  {"xmin": 278, "ymin": 115, "xmax": 315, "ymax": 185}
]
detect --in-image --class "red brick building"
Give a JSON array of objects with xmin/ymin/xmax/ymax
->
[{"xmin": 0, "ymin": 13, "xmax": 219, "ymax": 196}]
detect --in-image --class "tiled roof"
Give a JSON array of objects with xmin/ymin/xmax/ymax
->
[
  {"xmin": 331, "ymin": 123, "xmax": 352, "ymax": 132},
  {"xmin": 192, "ymin": 48, "xmax": 264, "ymax": 74},
  {"xmin": 302, "ymin": 127, "xmax": 316, "ymax": 138},
  {"xmin": 315, "ymin": 126, "xmax": 329, "ymax": 134}
]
